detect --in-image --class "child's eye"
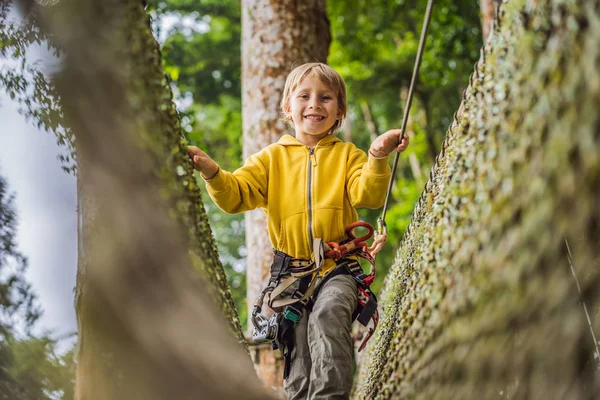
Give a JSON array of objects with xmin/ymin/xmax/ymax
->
[
  {"xmin": 299, "ymin": 94, "xmax": 309, "ymax": 99},
  {"xmin": 322, "ymin": 95, "xmax": 332, "ymax": 101}
]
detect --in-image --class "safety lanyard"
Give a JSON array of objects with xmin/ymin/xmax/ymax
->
[{"xmin": 378, "ymin": 0, "xmax": 435, "ymax": 235}]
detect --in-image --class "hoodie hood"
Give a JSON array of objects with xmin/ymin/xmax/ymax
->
[{"xmin": 277, "ymin": 134, "xmax": 341, "ymax": 147}]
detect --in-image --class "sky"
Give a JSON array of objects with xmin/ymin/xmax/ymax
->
[{"xmin": 0, "ymin": 92, "xmax": 78, "ymax": 341}]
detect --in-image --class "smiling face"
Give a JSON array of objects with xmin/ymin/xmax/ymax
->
[{"xmin": 284, "ymin": 75, "xmax": 341, "ymax": 147}]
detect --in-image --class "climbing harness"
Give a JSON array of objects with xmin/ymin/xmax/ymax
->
[
  {"xmin": 251, "ymin": 0, "xmax": 436, "ymax": 380},
  {"xmin": 251, "ymin": 223, "xmax": 380, "ymax": 378}
]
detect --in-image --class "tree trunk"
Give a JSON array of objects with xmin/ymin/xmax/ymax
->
[
  {"xmin": 407, "ymin": 152, "xmax": 423, "ymax": 183},
  {"xmin": 242, "ymin": 0, "xmax": 331, "ymax": 320},
  {"xmin": 480, "ymin": 0, "xmax": 495, "ymax": 42},
  {"xmin": 342, "ymin": 109, "xmax": 353, "ymax": 142},
  {"xmin": 355, "ymin": 0, "xmax": 600, "ymax": 398},
  {"xmin": 241, "ymin": 0, "xmax": 330, "ymax": 389},
  {"xmin": 31, "ymin": 0, "xmax": 270, "ymax": 398},
  {"xmin": 360, "ymin": 101, "xmax": 379, "ymax": 142}
]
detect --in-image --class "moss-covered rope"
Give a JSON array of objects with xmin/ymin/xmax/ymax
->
[
  {"xmin": 355, "ymin": 0, "xmax": 600, "ymax": 398},
  {"xmin": 123, "ymin": 1, "xmax": 247, "ymax": 349}
]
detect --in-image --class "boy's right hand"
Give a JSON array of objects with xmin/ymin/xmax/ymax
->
[
  {"xmin": 369, "ymin": 129, "xmax": 410, "ymax": 158},
  {"xmin": 187, "ymin": 146, "xmax": 220, "ymax": 180}
]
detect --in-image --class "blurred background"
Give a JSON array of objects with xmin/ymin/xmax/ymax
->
[{"xmin": 0, "ymin": 1, "xmax": 483, "ymax": 398}]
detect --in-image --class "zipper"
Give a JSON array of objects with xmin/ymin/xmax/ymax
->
[{"xmin": 307, "ymin": 147, "xmax": 315, "ymax": 248}]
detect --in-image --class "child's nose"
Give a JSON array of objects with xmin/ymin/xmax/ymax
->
[{"xmin": 309, "ymin": 100, "xmax": 321, "ymax": 109}]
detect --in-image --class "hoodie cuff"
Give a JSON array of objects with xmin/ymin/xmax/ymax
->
[
  {"xmin": 203, "ymin": 168, "xmax": 228, "ymax": 191},
  {"xmin": 367, "ymin": 153, "xmax": 391, "ymax": 175}
]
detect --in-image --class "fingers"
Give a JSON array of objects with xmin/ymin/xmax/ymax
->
[
  {"xmin": 386, "ymin": 129, "xmax": 403, "ymax": 136},
  {"xmin": 381, "ymin": 129, "xmax": 409, "ymax": 152},
  {"xmin": 373, "ymin": 243, "xmax": 384, "ymax": 256},
  {"xmin": 367, "ymin": 241, "xmax": 385, "ymax": 258},
  {"xmin": 187, "ymin": 145, "xmax": 206, "ymax": 158},
  {"xmin": 366, "ymin": 232, "xmax": 388, "ymax": 257},
  {"xmin": 187, "ymin": 146, "xmax": 206, "ymax": 169},
  {"xmin": 371, "ymin": 129, "xmax": 409, "ymax": 157},
  {"xmin": 187, "ymin": 147, "xmax": 204, "ymax": 171},
  {"xmin": 186, "ymin": 145, "xmax": 197, "ymax": 156},
  {"xmin": 396, "ymin": 134, "xmax": 410, "ymax": 152}
]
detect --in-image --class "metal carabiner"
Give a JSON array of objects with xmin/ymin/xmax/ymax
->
[{"xmin": 376, "ymin": 216, "xmax": 387, "ymax": 238}]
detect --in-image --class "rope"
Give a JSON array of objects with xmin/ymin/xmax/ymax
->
[
  {"xmin": 378, "ymin": 0, "xmax": 435, "ymax": 233},
  {"xmin": 564, "ymin": 238, "xmax": 600, "ymax": 369}
]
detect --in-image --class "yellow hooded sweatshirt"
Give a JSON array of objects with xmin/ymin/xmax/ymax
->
[{"xmin": 205, "ymin": 134, "xmax": 391, "ymax": 275}]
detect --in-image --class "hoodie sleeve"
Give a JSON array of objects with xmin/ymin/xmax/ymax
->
[
  {"xmin": 346, "ymin": 145, "xmax": 391, "ymax": 209},
  {"xmin": 203, "ymin": 151, "xmax": 269, "ymax": 214}
]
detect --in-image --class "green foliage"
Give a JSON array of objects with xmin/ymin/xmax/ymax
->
[
  {"xmin": 147, "ymin": 0, "xmax": 483, "ymax": 317},
  {"xmin": 0, "ymin": 3, "xmax": 75, "ymax": 174},
  {"xmin": 0, "ymin": 172, "xmax": 75, "ymax": 399},
  {"xmin": 148, "ymin": 0, "xmax": 243, "ymax": 170},
  {"xmin": 188, "ymin": 94, "xmax": 243, "ymax": 171},
  {"xmin": 1, "ymin": 8, "xmax": 78, "ymax": 395},
  {"xmin": 327, "ymin": 0, "xmax": 482, "ymax": 289},
  {"xmin": 203, "ymin": 184, "xmax": 248, "ymax": 327},
  {"xmin": 3, "ymin": 335, "xmax": 76, "ymax": 400},
  {"xmin": 0, "ymin": 174, "xmax": 39, "ymax": 334},
  {"xmin": 328, "ymin": 0, "xmax": 481, "ymax": 129}
]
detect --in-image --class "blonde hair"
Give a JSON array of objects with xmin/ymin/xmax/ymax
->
[{"xmin": 280, "ymin": 62, "xmax": 348, "ymax": 134}]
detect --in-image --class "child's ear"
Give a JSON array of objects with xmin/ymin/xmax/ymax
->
[{"xmin": 283, "ymin": 104, "xmax": 292, "ymax": 118}]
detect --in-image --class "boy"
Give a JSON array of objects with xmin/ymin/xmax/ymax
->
[{"xmin": 188, "ymin": 62, "xmax": 408, "ymax": 399}]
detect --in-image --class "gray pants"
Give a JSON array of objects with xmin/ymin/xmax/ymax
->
[{"xmin": 284, "ymin": 274, "xmax": 358, "ymax": 400}]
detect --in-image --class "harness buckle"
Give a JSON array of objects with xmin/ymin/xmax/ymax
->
[
  {"xmin": 353, "ymin": 273, "xmax": 368, "ymax": 287},
  {"xmin": 283, "ymin": 305, "xmax": 302, "ymax": 323},
  {"xmin": 251, "ymin": 308, "xmax": 279, "ymax": 343}
]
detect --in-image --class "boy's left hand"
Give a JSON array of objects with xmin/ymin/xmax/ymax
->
[
  {"xmin": 369, "ymin": 129, "xmax": 410, "ymax": 158},
  {"xmin": 364, "ymin": 231, "xmax": 387, "ymax": 258}
]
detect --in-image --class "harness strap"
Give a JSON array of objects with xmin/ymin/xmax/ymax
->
[
  {"xmin": 321, "ymin": 223, "xmax": 380, "ymax": 352},
  {"xmin": 356, "ymin": 287, "xmax": 379, "ymax": 352},
  {"xmin": 268, "ymin": 273, "xmax": 322, "ymax": 310},
  {"xmin": 269, "ymin": 251, "xmax": 314, "ymax": 284},
  {"xmin": 276, "ymin": 306, "xmax": 302, "ymax": 380},
  {"xmin": 318, "ymin": 258, "xmax": 380, "ymax": 352},
  {"xmin": 267, "ymin": 239, "xmax": 325, "ymax": 312}
]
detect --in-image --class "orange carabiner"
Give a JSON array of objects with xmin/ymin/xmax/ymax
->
[
  {"xmin": 345, "ymin": 221, "xmax": 374, "ymax": 244},
  {"xmin": 325, "ymin": 221, "xmax": 375, "ymax": 260}
]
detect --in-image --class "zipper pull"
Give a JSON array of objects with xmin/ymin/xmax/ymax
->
[{"xmin": 309, "ymin": 148, "xmax": 317, "ymax": 167}]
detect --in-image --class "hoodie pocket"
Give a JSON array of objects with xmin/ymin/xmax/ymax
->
[
  {"xmin": 276, "ymin": 212, "xmax": 309, "ymax": 258},
  {"xmin": 312, "ymin": 207, "xmax": 344, "ymax": 243}
]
